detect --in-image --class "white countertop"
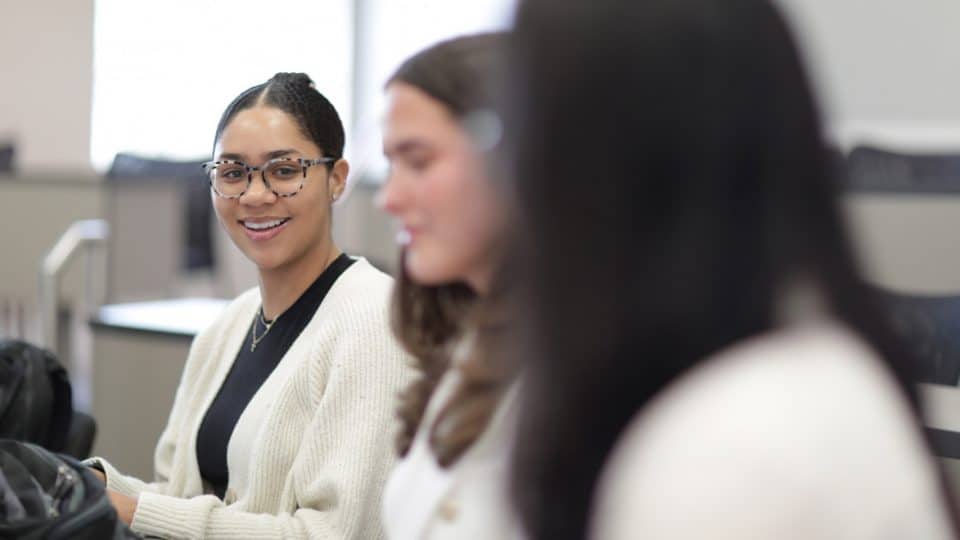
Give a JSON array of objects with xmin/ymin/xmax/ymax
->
[
  {"xmin": 93, "ymin": 297, "xmax": 230, "ymax": 336},
  {"xmin": 920, "ymin": 382, "xmax": 960, "ymax": 433}
]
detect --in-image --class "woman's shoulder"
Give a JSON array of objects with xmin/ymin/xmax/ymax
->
[
  {"xmin": 190, "ymin": 287, "xmax": 260, "ymax": 345},
  {"xmin": 308, "ymin": 257, "xmax": 398, "ymax": 343},
  {"xmin": 323, "ymin": 257, "xmax": 394, "ymax": 313},
  {"xmin": 641, "ymin": 322, "xmax": 906, "ymax": 421},
  {"xmin": 591, "ymin": 323, "xmax": 952, "ymax": 539},
  {"xmin": 224, "ymin": 286, "xmax": 262, "ymax": 315},
  {"xmin": 334, "ymin": 256, "xmax": 394, "ymax": 291},
  {"xmin": 606, "ymin": 322, "xmax": 925, "ymax": 468},
  {"xmin": 305, "ymin": 257, "xmax": 408, "ymax": 367}
]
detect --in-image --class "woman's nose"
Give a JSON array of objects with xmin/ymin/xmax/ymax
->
[
  {"xmin": 376, "ymin": 171, "xmax": 407, "ymax": 216},
  {"xmin": 239, "ymin": 173, "xmax": 277, "ymax": 206}
]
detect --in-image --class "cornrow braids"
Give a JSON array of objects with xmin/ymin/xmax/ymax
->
[{"xmin": 213, "ymin": 72, "xmax": 345, "ymax": 166}]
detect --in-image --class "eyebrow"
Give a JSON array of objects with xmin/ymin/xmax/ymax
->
[
  {"xmin": 218, "ymin": 149, "xmax": 301, "ymax": 162},
  {"xmin": 383, "ymin": 139, "xmax": 430, "ymax": 157}
]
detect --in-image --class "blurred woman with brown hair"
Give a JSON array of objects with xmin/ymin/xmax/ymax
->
[{"xmin": 377, "ymin": 33, "xmax": 523, "ymax": 539}]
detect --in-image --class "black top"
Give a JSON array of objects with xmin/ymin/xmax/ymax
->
[{"xmin": 196, "ymin": 254, "xmax": 355, "ymax": 498}]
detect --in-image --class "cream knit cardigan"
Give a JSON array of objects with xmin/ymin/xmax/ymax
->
[{"xmin": 90, "ymin": 259, "xmax": 413, "ymax": 540}]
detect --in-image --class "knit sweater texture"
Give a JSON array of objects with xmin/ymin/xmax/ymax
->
[{"xmin": 90, "ymin": 258, "xmax": 413, "ymax": 539}]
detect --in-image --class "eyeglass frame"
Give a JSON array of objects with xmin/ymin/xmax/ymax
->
[{"xmin": 200, "ymin": 156, "xmax": 337, "ymax": 199}]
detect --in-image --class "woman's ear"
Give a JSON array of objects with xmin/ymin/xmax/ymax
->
[{"xmin": 329, "ymin": 158, "xmax": 350, "ymax": 201}]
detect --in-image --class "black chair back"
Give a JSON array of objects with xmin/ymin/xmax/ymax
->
[
  {"xmin": 0, "ymin": 144, "xmax": 14, "ymax": 174},
  {"xmin": 107, "ymin": 153, "xmax": 213, "ymax": 270},
  {"xmin": 874, "ymin": 288, "xmax": 960, "ymax": 385},
  {"xmin": 847, "ymin": 146, "xmax": 960, "ymax": 193}
]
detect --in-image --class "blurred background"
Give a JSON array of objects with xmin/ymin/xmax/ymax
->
[{"xmin": 3, "ymin": 0, "xmax": 960, "ymax": 480}]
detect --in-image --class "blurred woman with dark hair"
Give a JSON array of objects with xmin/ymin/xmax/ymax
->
[
  {"xmin": 504, "ymin": 0, "xmax": 958, "ymax": 538},
  {"xmin": 377, "ymin": 33, "xmax": 524, "ymax": 539}
]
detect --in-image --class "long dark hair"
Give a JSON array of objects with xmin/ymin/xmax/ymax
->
[
  {"xmin": 386, "ymin": 33, "xmax": 514, "ymax": 467},
  {"xmin": 213, "ymin": 72, "xmax": 344, "ymax": 164},
  {"xmin": 505, "ymin": 0, "xmax": 957, "ymax": 538}
]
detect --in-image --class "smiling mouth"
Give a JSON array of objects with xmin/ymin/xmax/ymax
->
[{"xmin": 241, "ymin": 218, "xmax": 290, "ymax": 231}]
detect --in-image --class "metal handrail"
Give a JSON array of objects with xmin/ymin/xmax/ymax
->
[{"xmin": 39, "ymin": 219, "xmax": 109, "ymax": 355}]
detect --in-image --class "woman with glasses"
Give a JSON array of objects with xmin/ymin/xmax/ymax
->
[
  {"xmin": 504, "ymin": 0, "xmax": 958, "ymax": 539},
  {"xmin": 85, "ymin": 72, "xmax": 412, "ymax": 539},
  {"xmin": 377, "ymin": 34, "xmax": 524, "ymax": 539}
]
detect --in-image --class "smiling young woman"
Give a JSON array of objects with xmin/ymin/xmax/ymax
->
[{"xmin": 84, "ymin": 73, "xmax": 413, "ymax": 540}]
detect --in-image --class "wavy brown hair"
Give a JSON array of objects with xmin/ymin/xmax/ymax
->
[{"xmin": 387, "ymin": 33, "xmax": 513, "ymax": 467}]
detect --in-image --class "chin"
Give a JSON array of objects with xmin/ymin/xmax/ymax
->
[
  {"xmin": 404, "ymin": 250, "xmax": 461, "ymax": 287},
  {"xmin": 240, "ymin": 248, "xmax": 286, "ymax": 272}
]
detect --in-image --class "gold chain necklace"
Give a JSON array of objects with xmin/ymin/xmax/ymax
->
[{"xmin": 250, "ymin": 308, "xmax": 276, "ymax": 352}]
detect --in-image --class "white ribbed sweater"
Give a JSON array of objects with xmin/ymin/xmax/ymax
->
[
  {"xmin": 592, "ymin": 323, "xmax": 954, "ymax": 539},
  {"xmin": 90, "ymin": 259, "xmax": 414, "ymax": 540}
]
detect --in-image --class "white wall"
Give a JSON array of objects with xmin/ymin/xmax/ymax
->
[
  {"xmin": 778, "ymin": 0, "xmax": 960, "ymax": 150},
  {"xmin": 5, "ymin": 1, "xmax": 960, "ymax": 293},
  {"xmin": 4, "ymin": 1, "xmax": 959, "ymax": 172},
  {"xmin": 0, "ymin": 0, "xmax": 94, "ymax": 172}
]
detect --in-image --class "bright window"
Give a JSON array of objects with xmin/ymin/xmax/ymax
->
[
  {"xmin": 351, "ymin": 0, "xmax": 515, "ymax": 181},
  {"xmin": 91, "ymin": 0, "xmax": 353, "ymax": 171},
  {"xmin": 91, "ymin": 0, "xmax": 514, "ymax": 177}
]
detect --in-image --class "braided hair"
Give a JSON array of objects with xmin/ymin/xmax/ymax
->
[{"xmin": 213, "ymin": 72, "xmax": 344, "ymax": 165}]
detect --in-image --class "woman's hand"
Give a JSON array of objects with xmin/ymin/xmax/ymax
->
[
  {"xmin": 90, "ymin": 467, "xmax": 106, "ymax": 483},
  {"xmin": 106, "ymin": 490, "xmax": 139, "ymax": 525},
  {"xmin": 88, "ymin": 465, "xmax": 137, "ymax": 525}
]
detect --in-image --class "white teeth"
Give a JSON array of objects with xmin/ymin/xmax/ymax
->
[{"xmin": 244, "ymin": 219, "xmax": 286, "ymax": 230}]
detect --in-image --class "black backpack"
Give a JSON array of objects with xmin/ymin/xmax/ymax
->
[
  {"xmin": 0, "ymin": 340, "xmax": 73, "ymax": 453},
  {"xmin": 0, "ymin": 439, "xmax": 142, "ymax": 539}
]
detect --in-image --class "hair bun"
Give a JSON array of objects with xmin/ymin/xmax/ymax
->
[{"xmin": 271, "ymin": 72, "xmax": 315, "ymax": 89}]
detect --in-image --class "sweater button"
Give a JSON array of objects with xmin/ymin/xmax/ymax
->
[{"xmin": 437, "ymin": 498, "xmax": 458, "ymax": 522}]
